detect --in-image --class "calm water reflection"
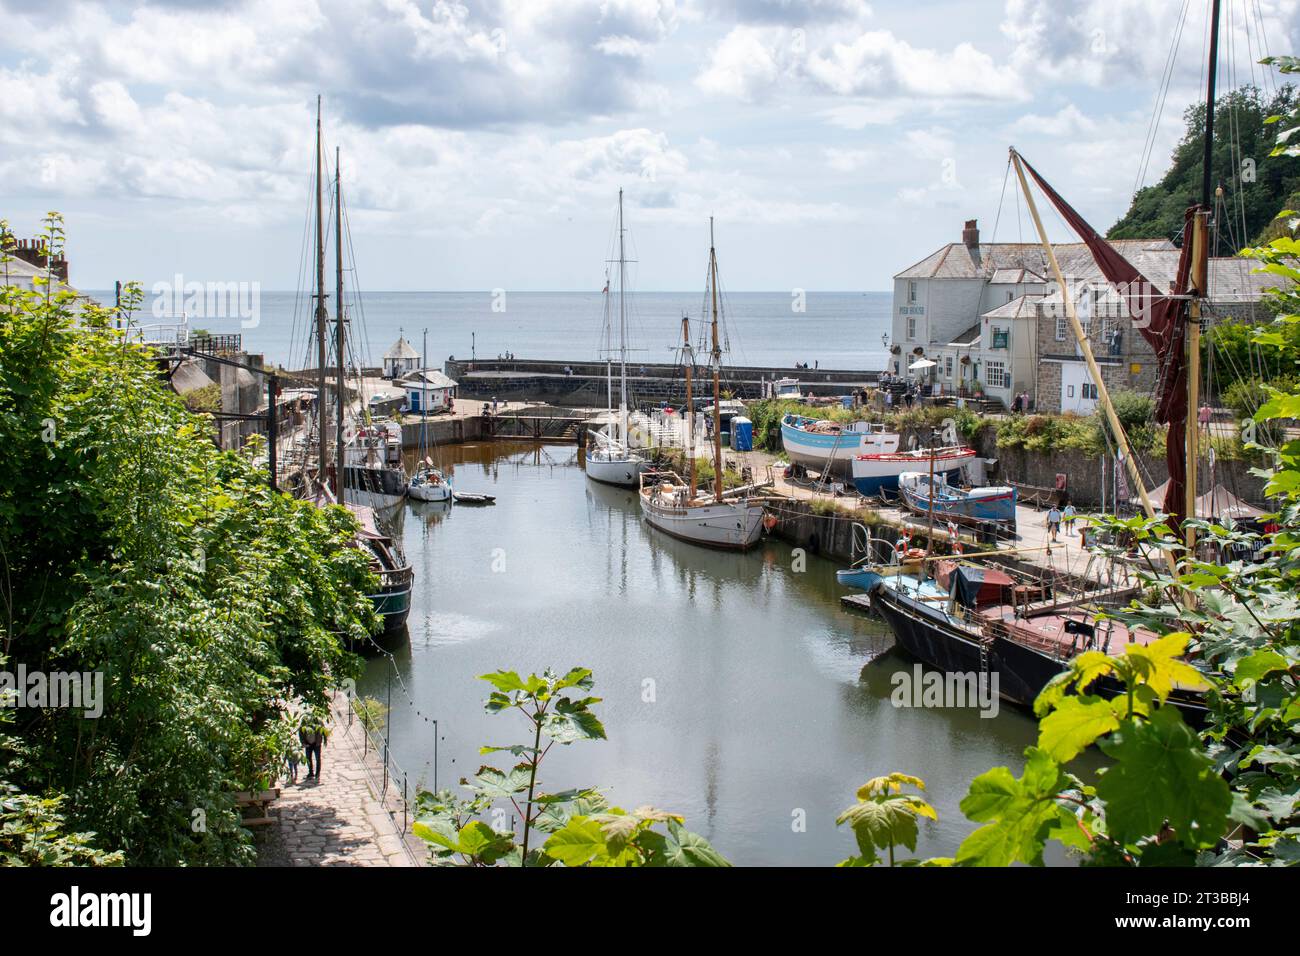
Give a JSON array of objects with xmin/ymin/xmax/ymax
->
[{"xmin": 359, "ymin": 441, "xmax": 1080, "ymax": 865}]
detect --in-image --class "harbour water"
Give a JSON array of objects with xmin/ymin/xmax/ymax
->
[
  {"xmin": 97, "ymin": 289, "xmax": 893, "ymax": 372},
  {"xmin": 357, "ymin": 441, "xmax": 1090, "ymax": 866}
]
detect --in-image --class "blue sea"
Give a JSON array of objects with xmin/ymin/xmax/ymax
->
[{"xmin": 88, "ymin": 289, "xmax": 893, "ymax": 372}]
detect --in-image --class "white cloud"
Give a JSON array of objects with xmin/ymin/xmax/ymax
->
[
  {"xmin": 1007, "ymin": 103, "xmax": 1098, "ymax": 139},
  {"xmin": 823, "ymin": 146, "xmax": 875, "ymax": 172},
  {"xmin": 1001, "ymin": 0, "xmax": 1299, "ymax": 88},
  {"xmin": 696, "ymin": 23, "xmax": 1023, "ymax": 102},
  {"xmin": 695, "ymin": 25, "xmax": 785, "ymax": 101}
]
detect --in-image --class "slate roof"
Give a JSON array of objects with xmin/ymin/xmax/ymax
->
[
  {"xmin": 895, "ymin": 239, "xmax": 1175, "ymax": 281},
  {"xmin": 384, "ymin": 336, "xmax": 420, "ymax": 361}
]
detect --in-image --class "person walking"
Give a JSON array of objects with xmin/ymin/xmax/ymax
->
[
  {"xmin": 1198, "ymin": 402, "xmax": 1213, "ymax": 438},
  {"xmin": 300, "ymin": 720, "xmax": 327, "ymax": 781},
  {"xmin": 1063, "ymin": 503, "xmax": 1077, "ymax": 536},
  {"xmin": 1046, "ymin": 505, "xmax": 1062, "ymax": 543}
]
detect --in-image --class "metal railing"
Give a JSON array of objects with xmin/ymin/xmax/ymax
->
[{"xmin": 333, "ymin": 693, "xmax": 423, "ymax": 866}]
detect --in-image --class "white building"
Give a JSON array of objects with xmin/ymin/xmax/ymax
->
[
  {"xmin": 888, "ymin": 218, "xmax": 1175, "ymax": 410},
  {"xmin": 402, "ymin": 369, "xmax": 458, "ymax": 413},
  {"xmin": 383, "ymin": 334, "xmax": 421, "ymax": 379}
]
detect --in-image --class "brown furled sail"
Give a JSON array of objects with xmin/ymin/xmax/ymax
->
[{"xmin": 1014, "ymin": 150, "xmax": 1196, "ymax": 530}]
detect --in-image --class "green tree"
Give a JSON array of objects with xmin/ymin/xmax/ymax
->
[
  {"xmin": 0, "ymin": 216, "xmax": 375, "ymax": 864},
  {"xmin": 1108, "ymin": 85, "xmax": 1299, "ymax": 248}
]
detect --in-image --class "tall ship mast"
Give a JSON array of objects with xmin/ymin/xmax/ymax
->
[
  {"xmin": 300, "ymin": 102, "xmax": 412, "ymax": 635},
  {"xmin": 585, "ymin": 188, "xmax": 650, "ymax": 487}
]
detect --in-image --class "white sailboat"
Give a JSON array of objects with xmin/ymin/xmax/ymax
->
[
  {"xmin": 585, "ymin": 189, "xmax": 650, "ymax": 488},
  {"xmin": 409, "ymin": 327, "xmax": 453, "ymax": 502},
  {"xmin": 640, "ymin": 220, "xmax": 766, "ymax": 551}
]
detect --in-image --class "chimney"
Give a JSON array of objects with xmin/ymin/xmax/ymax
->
[
  {"xmin": 962, "ymin": 219, "xmax": 979, "ymax": 249},
  {"xmin": 9, "ymin": 237, "xmax": 69, "ymax": 284}
]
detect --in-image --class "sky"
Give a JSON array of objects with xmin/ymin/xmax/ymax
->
[{"xmin": 0, "ymin": 0, "xmax": 1296, "ymax": 292}]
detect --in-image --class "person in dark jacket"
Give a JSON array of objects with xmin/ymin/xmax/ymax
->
[{"xmin": 299, "ymin": 721, "xmax": 327, "ymax": 781}]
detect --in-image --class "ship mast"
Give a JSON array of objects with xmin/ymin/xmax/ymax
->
[
  {"xmin": 1186, "ymin": 0, "xmax": 1221, "ymax": 562},
  {"xmin": 313, "ymin": 96, "xmax": 329, "ymax": 492},
  {"xmin": 708, "ymin": 218, "xmax": 723, "ymax": 503},
  {"xmin": 603, "ymin": 269, "xmax": 612, "ymax": 414},
  {"xmin": 334, "ymin": 146, "xmax": 346, "ymax": 503},
  {"xmin": 618, "ymin": 189, "xmax": 628, "ymax": 446},
  {"xmin": 682, "ymin": 314, "xmax": 695, "ymax": 499}
]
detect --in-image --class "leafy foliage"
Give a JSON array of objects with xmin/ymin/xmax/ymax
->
[
  {"xmin": 0, "ymin": 216, "xmax": 374, "ymax": 864},
  {"xmin": 411, "ymin": 667, "xmax": 729, "ymax": 867},
  {"xmin": 952, "ymin": 635, "xmax": 1227, "ymax": 867},
  {"xmin": 1108, "ymin": 84, "xmax": 1299, "ymax": 247},
  {"xmin": 836, "ymin": 773, "xmax": 938, "ymax": 866}
]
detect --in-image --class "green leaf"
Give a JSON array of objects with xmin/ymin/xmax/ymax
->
[
  {"xmin": 542, "ymin": 816, "xmax": 608, "ymax": 867},
  {"xmin": 837, "ymin": 799, "xmax": 920, "ymax": 857},
  {"xmin": 456, "ymin": 821, "xmax": 514, "ymax": 864},
  {"xmin": 1234, "ymin": 649, "xmax": 1290, "ymax": 688},
  {"xmin": 1038, "ymin": 695, "xmax": 1120, "ymax": 763},
  {"xmin": 479, "ymin": 670, "xmax": 528, "ymax": 694},
  {"xmin": 1096, "ymin": 707, "xmax": 1232, "ymax": 849},
  {"xmin": 955, "ymin": 749, "xmax": 1066, "ymax": 867},
  {"xmin": 541, "ymin": 696, "xmax": 607, "ymax": 744},
  {"xmin": 658, "ymin": 821, "xmax": 732, "ymax": 867},
  {"xmin": 461, "ymin": 764, "xmax": 532, "ymax": 798},
  {"xmin": 1121, "ymin": 633, "xmax": 1211, "ymax": 700}
]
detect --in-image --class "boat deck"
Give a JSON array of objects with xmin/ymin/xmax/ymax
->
[
  {"xmin": 841, "ymin": 571, "xmax": 1157, "ymax": 662},
  {"xmin": 976, "ymin": 605, "xmax": 1158, "ymax": 659}
]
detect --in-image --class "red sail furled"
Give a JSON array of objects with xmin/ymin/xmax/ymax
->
[{"xmin": 1016, "ymin": 151, "xmax": 1195, "ymax": 530}]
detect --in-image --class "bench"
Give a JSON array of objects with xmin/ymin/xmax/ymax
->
[{"xmin": 234, "ymin": 788, "xmax": 282, "ymax": 827}]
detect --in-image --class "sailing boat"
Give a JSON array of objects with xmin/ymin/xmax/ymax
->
[
  {"xmin": 639, "ymin": 220, "xmax": 766, "ymax": 550},
  {"xmin": 585, "ymin": 189, "xmax": 650, "ymax": 487},
  {"xmin": 409, "ymin": 327, "xmax": 453, "ymax": 502},
  {"xmin": 304, "ymin": 105, "xmax": 412, "ymax": 634}
]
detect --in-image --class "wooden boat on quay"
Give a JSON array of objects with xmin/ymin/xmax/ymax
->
[
  {"xmin": 780, "ymin": 413, "xmax": 899, "ymax": 477},
  {"xmin": 898, "ymin": 471, "xmax": 1017, "ymax": 525},
  {"xmin": 864, "ymin": 560, "xmax": 1208, "ymax": 721},
  {"xmin": 850, "ymin": 445, "xmax": 977, "ymax": 496}
]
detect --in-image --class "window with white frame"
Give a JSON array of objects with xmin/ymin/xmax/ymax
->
[
  {"xmin": 1055, "ymin": 312, "xmax": 1067, "ymax": 341},
  {"xmin": 907, "ymin": 317, "xmax": 916, "ymax": 340},
  {"xmin": 945, "ymin": 355, "xmax": 954, "ymax": 377},
  {"xmin": 984, "ymin": 360, "xmax": 1009, "ymax": 389},
  {"xmin": 908, "ymin": 280, "xmax": 918, "ymax": 303}
]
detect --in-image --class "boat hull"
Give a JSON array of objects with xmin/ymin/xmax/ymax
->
[
  {"xmin": 836, "ymin": 567, "xmax": 884, "ymax": 591},
  {"xmin": 345, "ymin": 464, "xmax": 408, "ymax": 509},
  {"xmin": 586, "ymin": 452, "xmax": 649, "ymax": 487},
  {"xmin": 780, "ymin": 417, "xmax": 899, "ymax": 476},
  {"xmin": 640, "ymin": 495, "xmax": 765, "ymax": 550},
  {"xmin": 409, "ymin": 471, "xmax": 453, "ymax": 502},
  {"xmin": 870, "ymin": 581, "xmax": 1048, "ymax": 707},
  {"xmin": 899, "ymin": 478, "xmax": 1017, "ymax": 524},
  {"xmin": 409, "ymin": 483, "xmax": 452, "ymax": 502},
  {"xmin": 369, "ymin": 577, "xmax": 412, "ymax": 634},
  {"xmin": 850, "ymin": 449, "xmax": 977, "ymax": 496}
]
